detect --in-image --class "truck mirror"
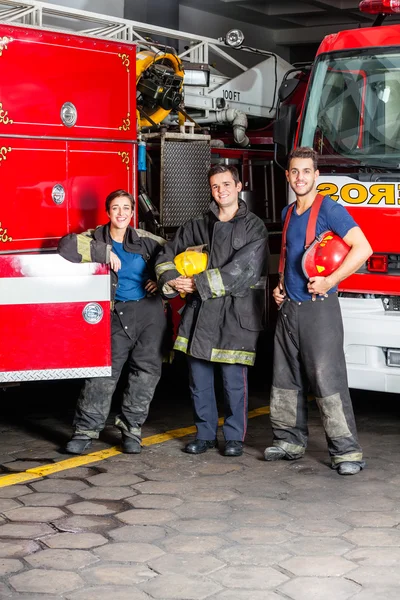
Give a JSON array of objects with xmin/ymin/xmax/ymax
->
[
  {"xmin": 278, "ymin": 79, "xmax": 300, "ymax": 103},
  {"xmin": 273, "ymin": 104, "xmax": 297, "ymax": 169}
]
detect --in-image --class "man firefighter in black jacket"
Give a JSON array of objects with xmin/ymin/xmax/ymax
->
[
  {"xmin": 58, "ymin": 189, "xmax": 167, "ymax": 455},
  {"xmin": 156, "ymin": 165, "xmax": 269, "ymax": 457}
]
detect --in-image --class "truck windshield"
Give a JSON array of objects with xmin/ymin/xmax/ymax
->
[{"xmin": 299, "ymin": 49, "xmax": 400, "ymax": 167}]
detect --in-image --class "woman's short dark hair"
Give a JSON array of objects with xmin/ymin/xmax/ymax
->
[
  {"xmin": 105, "ymin": 189, "xmax": 135, "ymax": 213},
  {"xmin": 287, "ymin": 147, "xmax": 318, "ymax": 171},
  {"xmin": 208, "ymin": 164, "xmax": 240, "ymax": 185}
]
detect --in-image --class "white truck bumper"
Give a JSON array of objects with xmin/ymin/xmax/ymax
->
[{"xmin": 340, "ymin": 297, "xmax": 400, "ymax": 393}]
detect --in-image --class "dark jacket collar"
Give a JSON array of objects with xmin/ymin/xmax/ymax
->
[
  {"xmin": 208, "ymin": 199, "xmax": 248, "ymax": 221},
  {"xmin": 94, "ymin": 223, "xmax": 144, "ymax": 254}
]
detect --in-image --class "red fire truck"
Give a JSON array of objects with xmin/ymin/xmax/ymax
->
[
  {"xmin": 0, "ymin": 24, "xmax": 138, "ymax": 382},
  {"xmin": 275, "ymin": 0, "xmax": 400, "ymax": 393}
]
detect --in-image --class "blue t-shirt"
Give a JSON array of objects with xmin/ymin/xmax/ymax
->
[
  {"xmin": 282, "ymin": 196, "xmax": 357, "ymax": 302},
  {"xmin": 112, "ymin": 241, "xmax": 149, "ymax": 301}
]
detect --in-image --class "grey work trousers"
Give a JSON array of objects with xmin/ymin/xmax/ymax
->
[
  {"xmin": 73, "ymin": 295, "xmax": 167, "ymax": 442},
  {"xmin": 270, "ymin": 293, "xmax": 363, "ymax": 467}
]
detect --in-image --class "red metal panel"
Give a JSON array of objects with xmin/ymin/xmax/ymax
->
[
  {"xmin": 0, "ymin": 24, "xmax": 136, "ymax": 140},
  {"xmin": 318, "ymin": 25, "xmax": 400, "ymax": 55},
  {"xmin": 346, "ymin": 206, "xmax": 400, "ymax": 256},
  {"xmin": 0, "ymin": 302, "xmax": 111, "ymax": 371},
  {"xmin": 67, "ymin": 141, "xmax": 136, "ymax": 233},
  {"xmin": 340, "ymin": 273, "xmax": 400, "ymax": 295},
  {"xmin": 0, "ymin": 138, "xmax": 67, "ymax": 252}
]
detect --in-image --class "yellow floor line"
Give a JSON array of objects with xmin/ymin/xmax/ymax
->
[{"xmin": 0, "ymin": 404, "xmax": 270, "ymax": 488}]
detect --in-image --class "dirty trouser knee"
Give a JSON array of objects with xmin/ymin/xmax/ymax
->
[
  {"xmin": 73, "ymin": 312, "xmax": 134, "ymax": 438},
  {"xmin": 115, "ymin": 295, "xmax": 166, "ymax": 442},
  {"xmin": 270, "ymin": 294, "xmax": 363, "ymax": 465}
]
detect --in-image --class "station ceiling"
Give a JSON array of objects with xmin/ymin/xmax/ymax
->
[{"xmin": 181, "ymin": 0, "xmax": 400, "ymax": 45}]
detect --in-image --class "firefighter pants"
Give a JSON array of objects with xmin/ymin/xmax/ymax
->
[
  {"xmin": 73, "ymin": 295, "xmax": 167, "ymax": 442},
  {"xmin": 187, "ymin": 356, "xmax": 248, "ymax": 441},
  {"xmin": 270, "ymin": 293, "xmax": 363, "ymax": 467}
]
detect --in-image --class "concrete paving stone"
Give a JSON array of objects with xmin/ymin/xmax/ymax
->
[
  {"xmin": 341, "ymin": 511, "xmax": 400, "ymax": 528},
  {"xmin": 183, "ymin": 489, "xmax": 238, "ymax": 502},
  {"xmin": 86, "ymin": 473, "xmax": 143, "ymax": 487},
  {"xmin": 174, "ymin": 502, "xmax": 231, "ymax": 519},
  {"xmin": 0, "ymin": 486, "xmax": 32, "ymax": 499},
  {"xmin": 131, "ymin": 481, "xmax": 188, "ymax": 495},
  {"xmin": 161, "ymin": 534, "xmax": 228, "ymax": 554},
  {"xmin": 140, "ymin": 574, "xmax": 221, "ymax": 599},
  {"xmin": 344, "ymin": 527, "xmax": 400, "ymax": 546},
  {"xmin": 0, "ymin": 540, "xmax": 40, "ymax": 558},
  {"xmin": 0, "ymin": 499, "xmax": 20, "ymax": 512},
  {"xmin": 0, "ymin": 582, "xmax": 12, "ymax": 598},
  {"xmin": 0, "ymin": 559, "xmax": 23, "ymax": 576},
  {"xmin": 217, "ymin": 544, "xmax": 291, "ymax": 566},
  {"xmin": 116, "ymin": 509, "xmax": 178, "ymax": 525},
  {"xmin": 232, "ymin": 510, "xmax": 289, "ymax": 527},
  {"xmin": 230, "ymin": 496, "xmax": 293, "ymax": 512},
  {"xmin": 227, "ymin": 527, "xmax": 293, "ymax": 545},
  {"xmin": 8, "ymin": 569, "xmax": 84, "ymax": 594},
  {"xmin": 20, "ymin": 493, "xmax": 76, "ymax": 507},
  {"xmin": 2, "ymin": 461, "xmax": 48, "ymax": 473},
  {"xmin": 94, "ymin": 542, "xmax": 164, "ymax": 562},
  {"xmin": 280, "ymin": 556, "xmax": 357, "ymax": 576},
  {"xmin": 82, "ymin": 564, "xmax": 157, "ymax": 585},
  {"xmin": 138, "ymin": 468, "xmax": 195, "ymax": 482},
  {"xmin": 286, "ymin": 518, "xmax": 350, "ymax": 536},
  {"xmin": 352, "ymin": 590, "xmax": 400, "ymax": 600},
  {"xmin": 351, "ymin": 565, "xmax": 400, "ymax": 587},
  {"xmin": 67, "ymin": 501, "xmax": 118, "ymax": 515},
  {"xmin": 54, "ymin": 515, "xmax": 116, "ymax": 532},
  {"xmin": 3, "ymin": 507, "xmax": 66, "ymax": 522},
  {"xmin": 126, "ymin": 495, "xmax": 183, "ymax": 509},
  {"xmin": 0, "ymin": 523, "xmax": 53, "ymax": 539},
  {"xmin": 108, "ymin": 525, "xmax": 167, "ymax": 543},
  {"xmin": 43, "ymin": 533, "xmax": 108, "ymax": 549},
  {"xmin": 335, "ymin": 495, "xmax": 397, "ymax": 511},
  {"xmin": 66, "ymin": 586, "xmax": 150, "ymax": 600},
  {"xmin": 345, "ymin": 546, "xmax": 400, "ymax": 566},
  {"xmin": 148, "ymin": 553, "xmax": 225, "ymax": 575},
  {"xmin": 211, "ymin": 591, "xmax": 282, "ymax": 600},
  {"xmin": 170, "ymin": 519, "xmax": 230, "ymax": 535},
  {"xmin": 196, "ymin": 463, "xmax": 243, "ymax": 476},
  {"xmin": 210, "ymin": 565, "xmax": 289, "ymax": 589},
  {"xmin": 47, "ymin": 467, "xmax": 99, "ymax": 479},
  {"xmin": 282, "ymin": 536, "xmax": 355, "ymax": 556},
  {"xmin": 5, "ymin": 595, "xmax": 62, "ymax": 600},
  {"xmin": 278, "ymin": 576, "xmax": 361, "ymax": 600},
  {"xmin": 77, "ymin": 487, "xmax": 136, "ymax": 501},
  {"xmin": 25, "ymin": 548, "xmax": 99, "ymax": 570},
  {"xmin": 31, "ymin": 479, "xmax": 89, "ymax": 494},
  {"xmin": 283, "ymin": 501, "xmax": 344, "ymax": 520}
]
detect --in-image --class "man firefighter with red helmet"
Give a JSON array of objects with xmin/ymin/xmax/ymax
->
[{"xmin": 264, "ymin": 147, "xmax": 372, "ymax": 476}]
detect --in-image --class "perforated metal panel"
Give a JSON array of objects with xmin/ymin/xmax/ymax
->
[{"xmin": 161, "ymin": 141, "xmax": 211, "ymax": 227}]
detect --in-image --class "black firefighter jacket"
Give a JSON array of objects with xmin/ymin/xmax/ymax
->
[
  {"xmin": 155, "ymin": 200, "xmax": 269, "ymax": 366},
  {"xmin": 57, "ymin": 223, "xmax": 166, "ymax": 303}
]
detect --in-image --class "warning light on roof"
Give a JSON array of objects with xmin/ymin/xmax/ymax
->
[{"xmin": 360, "ymin": 0, "xmax": 400, "ymax": 13}]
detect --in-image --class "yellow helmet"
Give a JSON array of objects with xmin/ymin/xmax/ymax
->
[{"xmin": 174, "ymin": 248, "xmax": 208, "ymax": 277}]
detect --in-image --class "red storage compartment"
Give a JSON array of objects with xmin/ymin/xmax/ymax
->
[{"xmin": 0, "ymin": 24, "xmax": 136, "ymax": 140}]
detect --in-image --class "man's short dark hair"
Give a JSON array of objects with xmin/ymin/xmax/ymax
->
[
  {"xmin": 105, "ymin": 189, "xmax": 135, "ymax": 213},
  {"xmin": 288, "ymin": 147, "xmax": 318, "ymax": 171},
  {"xmin": 208, "ymin": 164, "xmax": 240, "ymax": 185}
]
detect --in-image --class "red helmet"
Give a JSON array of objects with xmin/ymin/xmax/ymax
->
[{"xmin": 302, "ymin": 231, "xmax": 350, "ymax": 279}]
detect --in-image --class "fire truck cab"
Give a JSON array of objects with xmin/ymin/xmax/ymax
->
[{"xmin": 275, "ymin": 0, "xmax": 400, "ymax": 393}]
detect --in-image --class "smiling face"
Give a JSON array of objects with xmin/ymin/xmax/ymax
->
[
  {"xmin": 209, "ymin": 171, "xmax": 242, "ymax": 211},
  {"xmin": 107, "ymin": 195, "xmax": 134, "ymax": 231},
  {"xmin": 286, "ymin": 157, "xmax": 319, "ymax": 198}
]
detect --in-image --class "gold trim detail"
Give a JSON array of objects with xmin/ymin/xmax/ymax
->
[
  {"xmin": 118, "ymin": 53, "xmax": 130, "ymax": 72},
  {"xmin": 0, "ymin": 222, "xmax": 12, "ymax": 243},
  {"xmin": 0, "ymin": 146, "xmax": 11, "ymax": 165},
  {"xmin": 0, "ymin": 36, "xmax": 11, "ymax": 57},
  {"xmin": 118, "ymin": 151, "xmax": 130, "ymax": 170},
  {"xmin": 119, "ymin": 112, "xmax": 131, "ymax": 131},
  {"xmin": 0, "ymin": 103, "xmax": 13, "ymax": 125}
]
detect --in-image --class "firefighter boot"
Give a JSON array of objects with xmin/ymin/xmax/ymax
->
[
  {"xmin": 337, "ymin": 462, "xmax": 361, "ymax": 476},
  {"xmin": 65, "ymin": 435, "xmax": 92, "ymax": 455},
  {"xmin": 122, "ymin": 433, "xmax": 142, "ymax": 454}
]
